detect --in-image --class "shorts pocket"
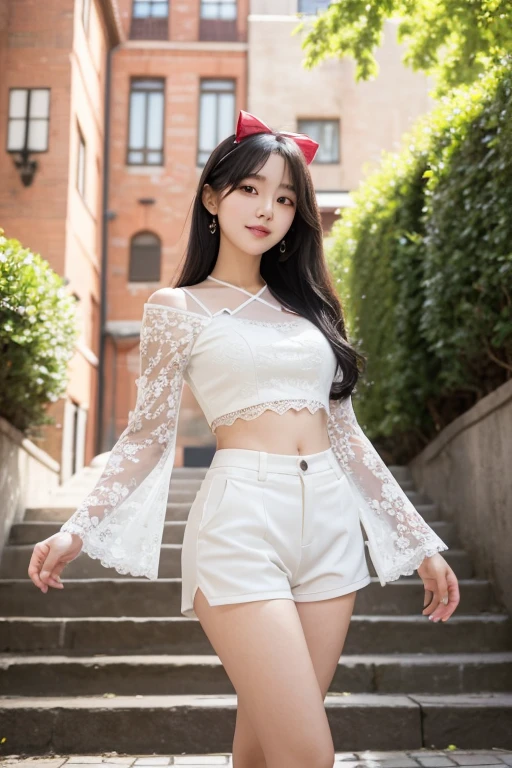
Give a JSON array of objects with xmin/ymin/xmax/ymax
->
[{"xmin": 198, "ymin": 473, "xmax": 230, "ymax": 532}]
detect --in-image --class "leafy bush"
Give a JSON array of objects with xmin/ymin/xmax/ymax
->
[
  {"xmin": 327, "ymin": 60, "xmax": 512, "ymax": 461},
  {"xmin": 0, "ymin": 229, "xmax": 77, "ymax": 433}
]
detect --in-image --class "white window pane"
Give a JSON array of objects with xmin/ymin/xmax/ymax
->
[
  {"xmin": 129, "ymin": 92, "xmax": 146, "ymax": 149},
  {"xmin": 218, "ymin": 93, "xmax": 235, "ymax": 139},
  {"xmin": 323, "ymin": 122, "xmax": 337, "ymax": 156},
  {"xmin": 152, "ymin": 2, "xmax": 168, "ymax": 17},
  {"xmin": 7, "ymin": 119, "xmax": 26, "ymax": 150},
  {"xmin": 128, "ymin": 150, "xmax": 144, "ymax": 163},
  {"xmin": 201, "ymin": 2, "xmax": 218, "ymax": 19},
  {"xmin": 203, "ymin": 79, "xmax": 234, "ymax": 92},
  {"xmin": 220, "ymin": 2, "xmax": 236, "ymax": 19},
  {"xmin": 28, "ymin": 119, "xmax": 49, "ymax": 151},
  {"xmin": 134, "ymin": 233, "xmax": 159, "ymax": 247},
  {"xmin": 9, "ymin": 89, "xmax": 28, "ymax": 119},
  {"xmin": 30, "ymin": 89, "xmax": 50, "ymax": 118},
  {"xmin": 133, "ymin": 79, "xmax": 163, "ymax": 91},
  {"xmin": 134, "ymin": 2, "xmax": 150, "ymax": 17},
  {"xmin": 199, "ymin": 93, "xmax": 217, "ymax": 150},
  {"xmin": 146, "ymin": 151, "xmax": 162, "ymax": 164},
  {"xmin": 300, "ymin": 121, "xmax": 321, "ymax": 143},
  {"xmin": 147, "ymin": 92, "xmax": 164, "ymax": 149}
]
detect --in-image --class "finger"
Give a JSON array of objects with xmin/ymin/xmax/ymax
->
[
  {"xmin": 429, "ymin": 572, "xmax": 460, "ymax": 622},
  {"xmin": 28, "ymin": 542, "xmax": 50, "ymax": 591},
  {"xmin": 439, "ymin": 572, "xmax": 461, "ymax": 622},
  {"xmin": 40, "ymin": 553, "xmax": 65, "ymax": 589},
  {"xmin": 423, "ymin": 589, "xmax": 442, "ymax": 617},
  {"xmin": 422, "ymin": 588, "xmax": 436, "ymax": 616},
  {"xmin": 426, "ymin": 570, "xmax": 449, "ymax": 620},
  {"xmin": 40, "ymin": 568, "xmax": 64, "ymax": 589}
]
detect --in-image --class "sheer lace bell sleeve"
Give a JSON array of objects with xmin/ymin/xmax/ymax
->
[
  {"xmin": 59, "ymin": 303, "xmax": 209, "ymax": 579},
  {"xmin": 327, "ymin": 394, "xmax": 449, "ymax": 585}
]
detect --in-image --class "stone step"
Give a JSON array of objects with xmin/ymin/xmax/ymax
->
[
  {"xmin": 1, "ymin": 542, "xmax": 474, "ymax": 580},
  {"xmin": 0, "ymin": 578, "xmax": 499, "ymax": 618},
  {"xmin": 1, "ymin": 652, "xmax": 511, "ymax": 697},
  {"xmin": 2, "ymin": 614, "xmax": 510, "ymax": 655},
  {"xmin": 16, "ymin": 518, "xmax": 457, "ymax": 553},
  {"xmin": 1, "ymin": 693, "xmax": 511, "ymax": 754},
  {"xmin": 23, "ymin": 496, "xmax": 443, "ymax": 525},
  {"xmin": 8, "ymin": 501, "xmax": 447, "ymax": 543}
]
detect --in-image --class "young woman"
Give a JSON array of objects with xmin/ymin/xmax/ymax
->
[{"xmin": 29, "ymin": 110, "xmax": 460, "ymax": 768}]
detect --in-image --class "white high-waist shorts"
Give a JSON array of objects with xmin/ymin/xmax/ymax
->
[{"xmin": 181, "ymin": 446, "xmax": 371, "ymax": 619}]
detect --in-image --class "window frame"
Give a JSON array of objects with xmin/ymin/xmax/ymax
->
[
  {"xmin": 297, "ymin": 117, "xmax": 340, "ymax": 164},
  {"xmin": 128, "ymin": 231, "xmax": 162, "ymax": 283},
  {"xmin": 199, "ymin": 0, "xmax": 237, "ymax": 20},
  {"xmin": 126, "ymin": 78, "xmax": 166, "ymax": 167},
  {"xmin": 196, "ymin": 78, "xmax": 236, "ymax": 167},
  {"xmin": 6, "ymin": 87, "xmax": 51, "ymax": 155},
  {"xmin": 132, "ymin": 0, "xmax": 169, "ymax": 18}
]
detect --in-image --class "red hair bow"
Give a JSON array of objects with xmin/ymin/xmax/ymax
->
[{"xmin": 234, "ymin": 110, "xmax": 319, "ymax": 165}]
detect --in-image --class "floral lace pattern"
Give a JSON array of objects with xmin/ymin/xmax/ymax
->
[
  {"xmin": 60, "ymin": 306, "xmax": 210, "ymax": 579},
  {"xmin": 210, "ymin": 399, "xmax": 327, "ymax": 433},
  {"xmin": 326, "ymin": 395, "xmax": 448, "ymax": 584},
  {"xmin": 234, "ymin": 317, "xmax": 302, "ymax": 329}
]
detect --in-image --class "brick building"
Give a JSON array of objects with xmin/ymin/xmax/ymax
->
[{"xmin": 0, "ymin": 0, "xmax": 434, "ymax": 479}]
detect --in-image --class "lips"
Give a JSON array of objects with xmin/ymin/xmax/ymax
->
[{"xmin": 246, "ymin": 226, "xmax": 271, "ymax": 234}]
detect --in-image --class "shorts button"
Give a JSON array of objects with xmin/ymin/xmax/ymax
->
[{"xmin": 300, "ymin": 459, "xmax": 308, "ymax": 471}]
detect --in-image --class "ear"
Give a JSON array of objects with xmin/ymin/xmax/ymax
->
[{"xmin": 201, "ymin": 183, "xmax": 217, "ymax": 215}]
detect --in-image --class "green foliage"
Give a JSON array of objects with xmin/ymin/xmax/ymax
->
[
  {"xmin": 326, "ymin": 62, "xmax": 512, "ymax": 459},
  {"xmin": 0, "ymin": 229, "xmax": 78, "ymax": 434},
  {"xmin": 294, "ymin": 0, "xmax": 512, "ymax": 97}
]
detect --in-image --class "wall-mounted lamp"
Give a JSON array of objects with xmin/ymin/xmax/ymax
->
[{"xmin": 10, "ymin": 147, "xmax": 39, "ymax": 187}]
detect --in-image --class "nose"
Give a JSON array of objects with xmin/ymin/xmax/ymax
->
[{"xmin": 257, "ymin": 198, "xmax": 274, "ymax": 218}]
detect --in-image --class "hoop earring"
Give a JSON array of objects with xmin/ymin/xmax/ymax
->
[
  {"xmin": 209, "ymin": 215, "xmax": 217, "ymax": 235},
  {"xmin": 278, "ymin": 238, "xmax": 290, "ymax": 262}
]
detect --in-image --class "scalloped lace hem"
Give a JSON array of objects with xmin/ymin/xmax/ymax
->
[
  {"xmin": 61, "ymin": 525, "xmax": 159, "ymax": 580},
  {"xmin": 376, "ymin": 540, "xmax": 450, "ymax": 584},
  {"xmin": 210, "ymin": 399, "xmax": 328, "ymax": 432}
]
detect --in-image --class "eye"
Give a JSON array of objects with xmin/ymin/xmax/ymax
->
[{"xmin": 239, "ymin": 185, "xmax": 295, "ymax": 206}]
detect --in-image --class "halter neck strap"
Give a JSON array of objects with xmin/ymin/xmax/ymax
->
[{"xmin": 206, "ymin": 274, "xmax": 267, "ymax": 300}]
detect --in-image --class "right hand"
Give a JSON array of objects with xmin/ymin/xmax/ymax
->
[{"xmin": 28, "ymin": 532, "xmax": 84, "ymax": 593}]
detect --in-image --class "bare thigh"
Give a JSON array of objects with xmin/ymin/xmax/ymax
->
[
  {"xmin": 231, "ymin": 591, "xmax": 357, "ymax": 766},
  {"xmin": 193, "ymin": 587, "xmax": 348, "ymax": 768}
]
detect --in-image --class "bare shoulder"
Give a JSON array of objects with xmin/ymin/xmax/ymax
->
[{"xmin": 146, "ymin": 287, "xmax": 189, "ymax": 311}]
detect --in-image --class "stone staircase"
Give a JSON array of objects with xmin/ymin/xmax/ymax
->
[{"xmin": 1, "ymin": 464, "xmax": 511, "ymax": 756}]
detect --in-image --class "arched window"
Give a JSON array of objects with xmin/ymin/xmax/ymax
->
[{"xmin": 129, "ymin": 232, "xmax": 161, "ymax": 282}]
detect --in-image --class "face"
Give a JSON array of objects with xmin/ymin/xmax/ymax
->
[{"xmin": 203, "ymin": 152, "xmax": 297, "ymax": 256}]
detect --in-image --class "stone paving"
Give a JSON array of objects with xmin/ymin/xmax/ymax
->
[{"xmin": 1, "ymin": 751, "xmax": 512, "ymax": 767}]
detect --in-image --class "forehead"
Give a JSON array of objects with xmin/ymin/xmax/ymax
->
[
  {"xmin": 243, "ymin": 156, "xmax": 295, "ymax": 192},
  {"xmin": 252, "ymin": 153, "xmax": 293, "ymax": 180}
]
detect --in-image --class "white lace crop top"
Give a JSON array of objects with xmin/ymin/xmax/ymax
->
[
  {"xmin": 172, "ymin": 276, "xmax": 338, "ymax": 433},
  {"xmin": 60, "ymin": 274, "xmax": 448, "ymax": 585}
]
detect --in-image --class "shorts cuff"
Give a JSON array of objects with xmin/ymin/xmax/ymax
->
[
  {"xmin": 292, "ymin": 573, "xmax": 372, "ymax": 602},
  {"xmin": 202, "ymin": 588, "xmax": 294, "ymax": 608}
]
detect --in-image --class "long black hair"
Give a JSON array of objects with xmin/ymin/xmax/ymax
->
[{"xmin": 173, "ymin": 130, "xmax": 366, "ymax": 400}]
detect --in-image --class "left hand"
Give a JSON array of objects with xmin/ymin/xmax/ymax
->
[{"xmin": 416, "ymin": 552, "xmax": 460, "ymax": 622}]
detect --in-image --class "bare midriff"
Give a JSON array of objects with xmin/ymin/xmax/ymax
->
[{"xmin": 214, "ymin": 406, "xmax": 331, "ymax": 456}]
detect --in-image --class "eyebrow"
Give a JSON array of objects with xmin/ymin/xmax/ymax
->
[{"xmin": 244, "ymin": 173, "xmax": 296, "ymax": 194}]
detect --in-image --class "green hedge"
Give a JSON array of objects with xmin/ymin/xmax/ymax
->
[
  {"xmin": 327, "ymin": 60, "xmax": 512, "ymax": 461},
  {"xmin": 0, "ymin": 229, "xmax": 77, "ymax": 434}
]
